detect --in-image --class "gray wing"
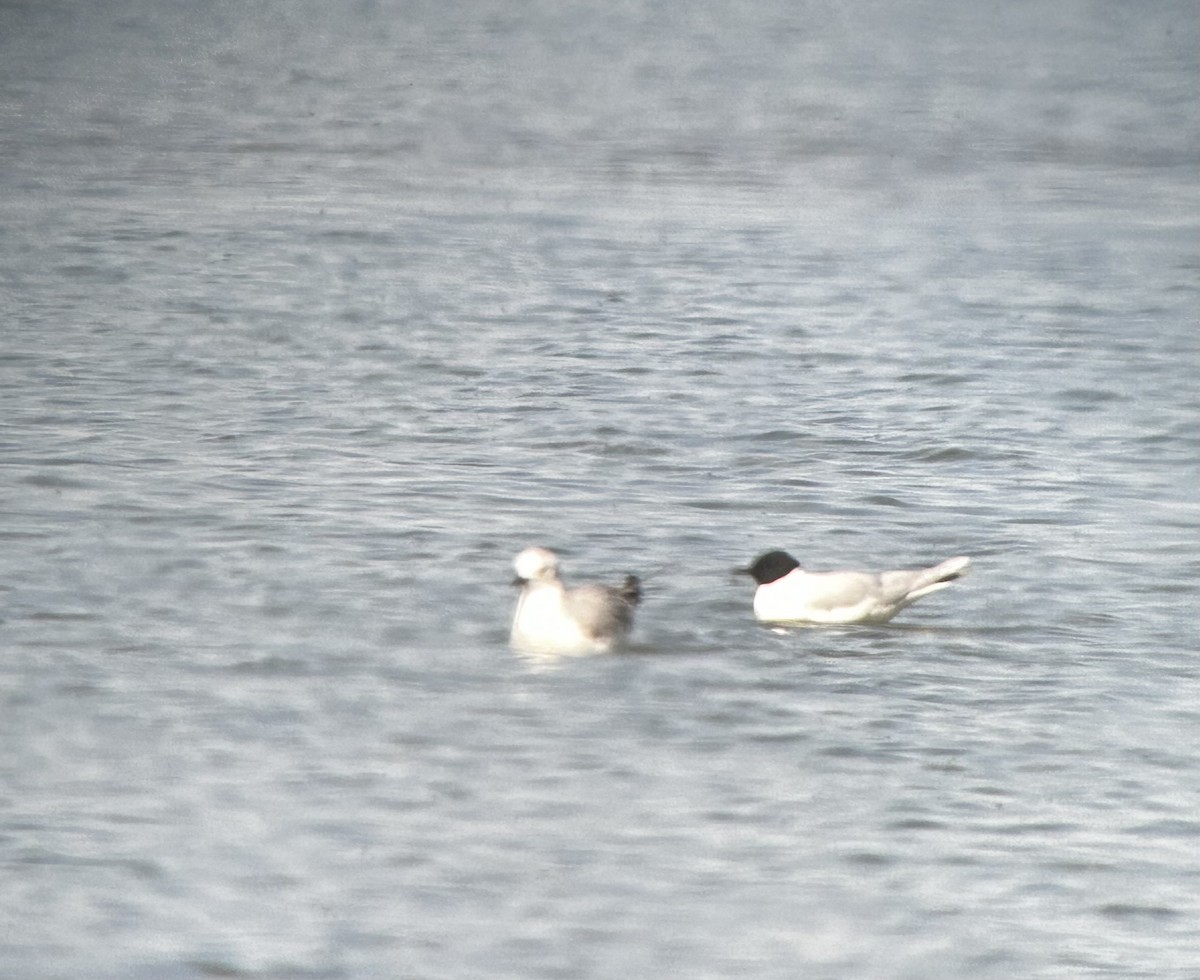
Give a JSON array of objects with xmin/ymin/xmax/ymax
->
[
  {"xmin": 879, "ymin": 557, "xmax": 971, "ymax": 603},
  {"xmin": 801, "ymin": 571, "xmax": 884, "ymax": 612},
  {"xmin": 564, "ymin": 583, "xmax": 636, "ymax": 640}
]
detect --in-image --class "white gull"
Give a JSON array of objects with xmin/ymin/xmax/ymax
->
[
  {"xmin": 739, "ymin": 550, "xmax": 970, "ymax": 625},
  {"xmin": 510, "ymin": 547, "xmax": 642, "ymax": 655}
]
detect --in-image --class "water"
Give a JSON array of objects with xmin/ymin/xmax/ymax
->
[{"xmin": 2, "ymin": 1, "xmax": 1198, "ymax": 977}]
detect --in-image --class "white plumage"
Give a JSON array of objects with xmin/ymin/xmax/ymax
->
[
  {"xmin": 510, "ymin": 547, "xmax": 641, "ymax": 655},
  {"xmin": 741, "ymin": 550, "xmax": 970, "ymax": 625}
]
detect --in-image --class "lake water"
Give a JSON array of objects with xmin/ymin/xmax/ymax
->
[{"xmin": 2, "ymin": 1, "xmax": 1198, "ymax": 977}]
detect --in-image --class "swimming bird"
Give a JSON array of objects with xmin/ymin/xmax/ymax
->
[
  {"xmin": 510, "ymin": 547, "xmax": 642, "ymax": 655},
  {"xmin": 739, "ymin": 550, "xmax": 970, "ymax": 625}
]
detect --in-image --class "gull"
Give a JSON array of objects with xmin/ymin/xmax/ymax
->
[
  {"xmin": 510, "ymin": 547, "xmax": 642, "ymax": 655},
  {"xmin": 739, "ymin": 550, "xmax": 970, "ymax": 626}
]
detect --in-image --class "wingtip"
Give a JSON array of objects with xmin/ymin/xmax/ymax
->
[
  {"xmin": 943, "ymin": 556, "xmax": 972, "ymax": 580},
  {"xmin": 620, "ymin": 574, "xmax": 643, "ymax": 606}
]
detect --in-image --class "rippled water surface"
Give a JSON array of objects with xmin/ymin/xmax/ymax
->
[{"xmin": 2, "ymin": 1, "xmax": 1198, "ymax": 977}]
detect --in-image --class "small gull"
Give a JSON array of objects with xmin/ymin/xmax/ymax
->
[
  {"xmin": 510, "ymin": 547, "xmax": 642, "ymax": 655},
  {"xmin": 739, "ymin": 550, "xmax": 970, "ymax": 626}
]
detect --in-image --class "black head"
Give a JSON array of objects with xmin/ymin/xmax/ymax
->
[{"xmin": 741, "ymin": 550, "xmax": 801, "ymax": 585}]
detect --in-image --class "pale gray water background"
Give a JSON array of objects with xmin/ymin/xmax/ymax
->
[{"xmin": 2, "ymin": 1, "xmax": 1198, "ymax": 977}]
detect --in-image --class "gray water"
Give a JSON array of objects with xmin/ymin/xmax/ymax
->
[{"xmin": 2, "ymin": 1, "xmax": 1198, "ymax": 977}]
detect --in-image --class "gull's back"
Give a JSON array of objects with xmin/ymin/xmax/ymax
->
[{"xmin": 564, "ymin": 581, "xmax": 638, "ymax": 645}]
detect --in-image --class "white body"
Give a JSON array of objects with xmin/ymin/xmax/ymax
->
[
  {"xmin": 511, "ymin": 580, "xmax": 619, "ymax": 655},
  {"xmin": 752, "ymin": 556, "xmax": 971, "ymax": 626},
  {"xmin": 510, "ymin": 547, "xmax": 638, "ymax": 655}
]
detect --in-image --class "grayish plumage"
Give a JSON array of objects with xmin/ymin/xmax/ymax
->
[
  {"xmin": 741, "ymin": 550, "xmax": 970, "ymax": 625},
  {"xmin": 511, "ymin": 547, "xmax": 641, "ymax": 655}
]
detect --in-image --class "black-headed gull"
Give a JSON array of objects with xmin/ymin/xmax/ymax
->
[
  {"xmin": 510, "ymin": 547, "xmax": 642, "ymax": 654},
  {"xmin": 739, "ymin": 550, "xmax": 970, "ymax": 625}
]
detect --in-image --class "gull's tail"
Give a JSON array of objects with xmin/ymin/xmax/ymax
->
[
  {"xmin": 905, "ymin": 556, "xmax": 971, "ymax": 600},
  {"xmin": 620, "ymin": 575, "xmax": 643, "ymax": 607}
]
